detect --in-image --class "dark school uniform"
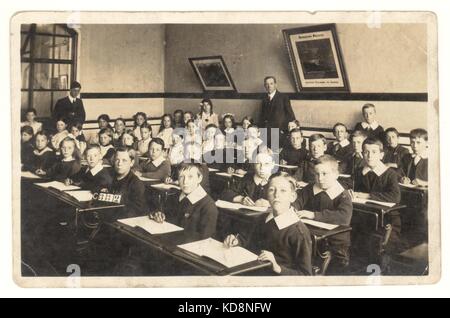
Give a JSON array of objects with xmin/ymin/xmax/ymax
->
[
  {"xmin": 354, "ymin": 122, "xmax": 385, "ymax": 142},
  {"xmin": 296, "ymin": 182, "xmax": 353, "ymax": 267},
  {"xmin": 293, "ymin": 156, "xmax": 317, "ymax": 184},
  {"xmin": 326, "ymin": 140, "xmax": 353, "ymax": 162},
  {"xmin": 137, "ymin": 157, "xmax": 172, "ymax": 181},
  {"xmin": 108, "ymin": 171, "xmax": 148, "ymax": 218},
  {"xmin": 100, "ymin": 145, "xmax": 116, "ymax": 166},
  {"xmin": 23, "ymin": 147, "xmax": 56, "ymax": 172},
  {"xmin": 170, "ymin": 163, "xmax": 211, "ymax": 194},
  {"xmin": 21, "ymin": 140, "xmax": 34, "ymax": 168},
  {"xmin": 72, "ymin": 164, "xmax": 114, "ymax": 192},
  {"xmin": 340, "ymin": 152, "xmax": 365, "ymax": 189},
  {"xmin": 400, "ymin": 154, "xmax": 428, "ymax": 182},
  {"xmin": 46, "ymin": 159, "xmax": 81, "ymax": 182},
  {"xmin": 220, "ymin": 172, "xmax": 269, "ymax": 202},
  {"xmin": 383, "ymin": 145, "xmax": 410, "ymax": 179},
  {"xmin": 279, "ymin": 145, "xmax": 308, "ymax": 166}
]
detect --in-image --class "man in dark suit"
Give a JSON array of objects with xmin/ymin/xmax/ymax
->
[
  {"xmin": 53, "ymin": 81, "xmax": 86, "ymax": 126},
  {"xmin": 259, "ymin": 76, "xmax": 296, "ymax": 150}
]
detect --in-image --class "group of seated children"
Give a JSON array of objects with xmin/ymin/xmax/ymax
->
[{"xmin": 20, "ymin": 101, "xmax": 428, "ymax": 275}]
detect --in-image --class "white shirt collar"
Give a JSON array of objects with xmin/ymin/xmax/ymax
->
[
  {"xmin": 179, "ymin": 186, "xmax": 207, "ymax": 204},
  {"xmin": 151, "ymin": 156, "xmax": 165, "ymax": 168},
  {"xmin": 334, "ymin": 139, "xmax": 350, "ymax": 148},
  {"xmin": 87, "ymin": 162, "xmax": 104, "ymax": 176},
  {"xmin": 68, "ymin": 95, "xmax": 77, "ymax": 103},
  {"xmin": 268, "ymin": 90, "xmax": 277, "ymax": 100},
  {"xmin": 361, "ymin": 121, "xmax": 379, "ymax": 130},
  {"xmin": 362, "ymin": 162, "xmax": 389, "ymax": 176},
  {"xmin": 33, "ymin": 147, "xmax": 52, "ymax": 156},
  {"xmin": 412, "ymin": 152, "xmax": 428, "ymax": 159},
  {"xmin": 312, "ymin": 181, "xmax": 345, "ymax": 200},
  {"xmin": 253, "ymin": 174, "xmax": 268, "ymax": 186},
  {"xmin": 62, "ymin": 157, "xmax": 75, "ymax": 162},
  {"xmin": 265, "ymin": 208, "xmax": 300, "ymax": 230}
]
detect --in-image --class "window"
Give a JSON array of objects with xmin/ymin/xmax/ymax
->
[{"xmin": 21, "ymin": 24, "xmax": 78, "ymax": 118}]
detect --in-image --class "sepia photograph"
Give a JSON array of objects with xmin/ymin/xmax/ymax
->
[{"xmin": 11, "ymin": 11, "xmax": 439, "ymax": 288}]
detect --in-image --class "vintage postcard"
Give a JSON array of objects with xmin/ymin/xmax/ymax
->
[{"xmin": 11, "ymin": 11, "xmax": 439, "ymax": 287}]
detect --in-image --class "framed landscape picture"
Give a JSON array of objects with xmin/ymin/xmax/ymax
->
[
  {"xmin": 188, "ymin": 55, "xmax": 237, "ymax": 92},
  {"xmin": 283, "ymin": 24, "xmax": 350, "ymax": 92}
]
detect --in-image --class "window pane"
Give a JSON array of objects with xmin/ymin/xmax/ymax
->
[
  {"xmin": 54, "ymin": 37, "xmax": 72, "ymax": 60},
  {"xmin": 34, "ymin": 35, "xmax": 54, "ymax": 59},
  {"xmin": 35, "ymin": 24, "xmax": 55, "ymax": 34},
  {"xmin": 21, "ymin": 63, "xmax": 30, "ymax": 89},
  {"xmin": 21, "ymin": 34, "xmax": 31, "ymax": 58},
  {"xmin": 32, "ymin": 63, "xmax": 52, "ymax": 89},
  {"xmin": 33, "ymin": 92, "xmax": 52, "ymax": 118},
  {"xmin": 21, "ymin": 92, "xmax": 29, "ymax": 112},
  {"xmin": 52, "ymin": 64, "xmax": 71, "ymax": 89}
]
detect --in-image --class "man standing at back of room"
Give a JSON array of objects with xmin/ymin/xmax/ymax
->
[
  {"xmin": 259, "ymin": 76, "xmax": 296, "ymax": 150},
  {"xmin": 53, "ymin": 81, "xmax": 86, "ymax": 127}
]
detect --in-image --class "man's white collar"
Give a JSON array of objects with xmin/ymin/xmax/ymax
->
[
  {"xmin": 179, "ymin": 186, "xmax": 207, "ymax": 204},
  {"xmin": 268, "ymin": 90, "xmax": 277, "ymax": 100},
  {"xmin": 312, "ymin": 181, "xmax": 345, "ymax": 200},
  {"xmin": 362, "ymin": 162, "xmax": 389, "ymax": 176},
  {"xmin": 265, "ymin": 208, "xmax": 300, "ymax": 230}
]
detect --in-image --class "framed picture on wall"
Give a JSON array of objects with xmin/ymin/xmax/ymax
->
[
  {"xmin": 283, "ymin": 24, "xmax": 350, "ymax": 92},
  {"xmin": 188, "ymin": 56, "xmax": 237, "ymax": 92}
]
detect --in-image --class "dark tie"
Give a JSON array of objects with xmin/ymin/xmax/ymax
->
[
  {"xmin": 366, "ymin": 171, "xmax": 378, "ymax": 190},
  {"xmin": 254, "ymin": 183, "xmax": 265, "ymax": 200},
  {"xmin": 334, "ymin": 143, "xmax": 341, "ymax": 154}
]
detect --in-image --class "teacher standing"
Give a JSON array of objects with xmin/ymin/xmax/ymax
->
[
  {"xmin": 53, "ymin": 81, "xmax": 86, "ymax": 126},
  {"xmin": 259, "ymin": 76, "xmax": 296, "ymax": 149}
]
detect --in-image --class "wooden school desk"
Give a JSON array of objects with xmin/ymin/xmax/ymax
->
[
  {"xmin": 216, "ymin": 205, "xmax": 351, "ymax": 275},
  {"xmin": 107, "ymin": 221, "xmax": 272, "ymax": 276}
]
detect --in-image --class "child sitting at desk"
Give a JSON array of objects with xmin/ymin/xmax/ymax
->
[
  {"xmin": 132, "ymin": 112, "xmax": 147, "ymax": 141},
  {"xmin": 120, "ymin": 129, "xmax": 137, "ymax": 148},
  {"xmin": 184, "ymin": 119, "xmax": 202, "ymax": 146},
  {"xmin": 222, "ymin": 113, "xmax": 236, "ymax": 148},
  {"xmin": 202, "ymin": 124, "xmax": 225, "ymax": 155},
  {"xmin": 279, "ymin": 128, "xmax": 308, "ymax": 166},
  {"xmin": 152, "ymin": 163, "xmax": 218, "ymax": 240},
  {"xmin": 354, "ymin": 103, "xmax": 385, "ymax": 142},
  {"xmin": 21, "ymin": 125, "xmax": 34, "ymax": 168},
  {"xmin": 242, "ymin": 125, "xmax": 263, "ymax": 163},
  {"xmin": 68, "ymin": 121, "xmax": 87, "ymax": 156},
  {"xmin": 296, "ymin": 155, "xmax": 353, "ymax": 271},
  {"xmin": 293, "ymin": 133, "xmax": 327, "ymax": 184},
  {"xmin": 113, "ymin": 118, "xmax": 126, "ymax": 147},
  {"xmin": 383, "ymin": 127, "xmax": 410, "ymax": 177},
  {"xmin": 341, "ymin": 130, "xmax": 368, "ymax": 186},
  {"xmin": 24, "ymin": 131, "xmax": 56, "ymax": 174},
  {"xmin": 220, "ymin": 152, "xmax": 274, "ymax": 207},
  {"xmin": 326, "ymin": 123, "xmax": 353, "ymax": 162},
  {"xmin": 37, "ymin": 137, "xmax": 81, "ymax": 182},
  {"xmin": 67, "ymin": 145, "xmax": 113, "ymax": 192},
  {"xmin": 400, "ymin": 128, "xmax": 428, "ymax": 186},
  {"xmin": 109, "ymin": 147, "xmax": 148, "ymax": 218},
  {"xmin": 136, "ymin": 123, "xmax": 153, "ymax": 156},
  {"xmin": 169, "ymin": 134, "xmax": 185, "ymax": 166},
  {"xmin": 223, "ymin": 174, "xmax": 312, "ymax": 275},
  {"xmin": 21, "ymin": 108, "xmax": 42, "ymax": 135},
  {"xmin": 98, "ymin": 128, "xmax": 116, "ymax": 165},
  {"xmin": 51, "ymin": 118, "xmax": 69, "ymax": 151},
  {"xmin": 135, "ymin": 138, "xmax": 171, "ymax": 181},
  {"xmin": 157, "ymin": 114, "xmax": 174, "ymax": 151}
]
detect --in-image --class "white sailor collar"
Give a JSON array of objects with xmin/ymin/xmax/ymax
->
[
  {"xmin": 151, "ymin": 156, "xmax": 165, "ymax": 168},
  {"xmin": 362, "ymin": 162, "xmax": 389, "ymax": 176},
  {"xmin": 179, "ymin": 185, "xmax": 207, "ymax": 204},
  {"xmin": 33, "ymin": 147, "xmax": 53, "ymax": 156},
  {"xmin": 265, "ymin": 208, "xmax": 300, "ymax": 230},
  {"xmin": 333, "ymin": 139, "xmax": 350, "ymax": 148},
  {"xmin": 312, "ymin": 181, "xmax": 345, "ymax": 200},
  {"xmin": 361, "ymin": 121, "xmax": 380, "ymax": 130},
  {"xmin": 253, "ymin": 174, "xmax": 268, "ymax": 186},
  {"xmin": 100, "ymin": 144, "xmax": 114, "ymax": 150},
  {"xmin": 87, "ymin": 162, "xmax": 103, "ymax": 176}
]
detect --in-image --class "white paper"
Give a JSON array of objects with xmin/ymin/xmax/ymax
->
[
  {"xmin": 150, "ymin": 183, "xmax": 181, "ymax": 190},
  {"xmin": 339, "ymin": 174, "xmax": 351, "ymax": 178},
  {"xmin": 21, "ymin": 171, "xmax": 41, "ymax": 179},
  {"xmin": 215, "ymin": 172, "xmax": 245, "ymax": 178},
  {"xmin": 65, "ymin": 190, "xmax": 94, "ymax": 202},
  {"xmin": 276, "ymin": 164, "xmax": 298, "ymax": 169},
  {"xmin": 215, "ymin": 200, "xmax": 269, "ymax": 213},
  {"xmin": 208, "ymin": 168, "xmax": 219, "ymax": 172},
  {"xmin": 352, "ymin": 197, "xmax": 396, "ymax": 208},
  {"xmin": 301, "ymin": 218, "xmax": 339, "ymax": 230},
  {"xmin": 118, "ymin": 216, "xmax": 183, "ymax": 234},
  {"xmin": 178, "ymin": 237, "xmax": 258, "ymax": 268},
  {"xmin": 138, "ymin": 176, "xmax": 161, "ymax": 182},
  {"xmin": 35, "ymin": 181, "xmax": 81, "ymax": 191}
]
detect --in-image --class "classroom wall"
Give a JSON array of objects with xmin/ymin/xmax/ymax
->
[
  {"xmin": 78, "ymin": 24, "xmax": 166, "ymax": 120},
  {"xmin": 163, "ymin": 23, "xmax": 428, "ymax": 131}
]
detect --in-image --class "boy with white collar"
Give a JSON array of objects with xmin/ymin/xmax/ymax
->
[
  {"xmin": 326, "ymin": 123, "xmax": 353, "ymax": 161},
  {"xmin": 152, "ymin": 163, "xmax": 218, "ymax": 239},
  {"xmin": 400, "ymin": 128, "xmax": 428, "ymax": 186},
  {"xmin": 296, "ymin": 155, "xmax": 353, "ymax": 271},
  {"xmin": 294, "ymin": 133, "xmax": 327, "ymax": 184},
  {"xmin": 67, "ymin": 145, "xmax": 113, "ymax": 192},
  {"xmin": 25, "ymin": 131, "xmax": 56, "ymax": 174},
  {"xmin": 354, "ymin": 103, "xmax": 385, "ymax": 142},
  {"xmin": 135, "ymin": 138, "xmax": 171, "ymax": 181},
  {"xmin": 224, "ymin": 174, "xmax": 312, "ymax": 275},
  {"xmin": 220, "ymin": 152, "xmax": 274, "ymax": 207}
]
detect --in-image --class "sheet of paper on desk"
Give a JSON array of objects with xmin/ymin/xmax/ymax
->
[
  {"xmin": 215, "ymin": 200, "xmax": 269, "ymax": 213},
  {"xmin": 118, "ymin": 216, "xmax": 183, "ymax": 234},
  {"xmin": 151, "ymin": 183, "xmax": 181, "ymax": 190},
  {"xmin": 178, "ymin": 238, "xmax": 258, "ymax": 268},
  {"xmin": 352, "ymin": 197, "xmax": 396, "ymax": 208},
  {"xmin": 21, "ymin": 171, "xmax": 41, "ymax": 179},
  {"xmin": 339, "ymin": 174, "xmax": 351, "ymax": 178},
  {"xmin": 35, "ymin": 181, "xmax": 81, "ymax": 191},
  {"xmin": 215, "ymin": 172, "xmax": 245, "ymax": 178},
  {"xmin": 301, "ymin": 218, "xmax": 339, "ymax": 230},
  {"xmin": 65, "ymin": 190, "xmax": 93, "ymax": 202},
  {"xmin": 208, "ymin": 168, "xmax": 219, "ymax": 172},
  {"xmin": 276, "ymin": 164, "xmax": 298, "ymax": 170},
  {"xmin": 138, "ymin": 176, "xmax": 161, "ymax": 182}
]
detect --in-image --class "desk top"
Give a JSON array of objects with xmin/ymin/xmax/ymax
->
[{"xmin": 110, "ymin": 221, "xmax": 271, "ymax": 276}]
